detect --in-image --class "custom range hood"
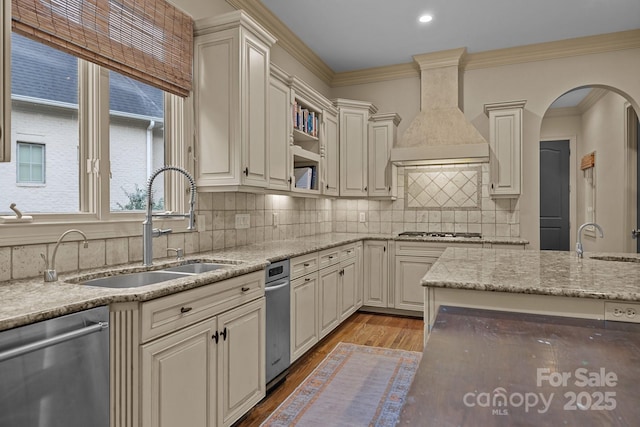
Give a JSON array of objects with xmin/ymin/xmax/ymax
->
[{"xmin": 390, "ymin": 47, "xmax": 489, "ymax": 165}]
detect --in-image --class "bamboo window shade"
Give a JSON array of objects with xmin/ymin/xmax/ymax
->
[{"xmin": 11, "ymin": 0, "xmax": 193, "ymax": 97}]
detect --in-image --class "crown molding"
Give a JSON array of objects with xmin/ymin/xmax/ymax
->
[
  {"xmin": 578, "ymin": 87, "xmax": 608, "ymax": 112},
  {"xmin": 331, "ymin": 62, "xmax": 418, "ymax": 87},
  {"xmin": 463, "ymin": 29, "xmax": 640, "ymax": 70},
  {"xmin": 226, "ymin": 0, "xmax": 334, "ymax": 85}
]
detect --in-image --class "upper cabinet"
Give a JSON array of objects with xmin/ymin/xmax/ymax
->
[
  {"xmin": 268, "ymin": 64, "xmax": 291, "ymax": 192},
  {"xmin": 193, "ymin": 11, "xmax": 276, "ymax": 191},
  {"xmin": 368, "ymin": 113, "xmax": 401, "ymax": 199},
  {"xmin": 484, "ymin": 100, "xmax": 526, "ymax": 198},
  {"xmin": 334, "ymin": 98, "xmax": 378, "ymax": 197}
]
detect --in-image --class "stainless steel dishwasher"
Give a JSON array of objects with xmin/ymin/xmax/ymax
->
[
  {"xmin": 0, "ymin": 305, "xmax": 109, "ymax": 427},
  {"xmin": 265, "ymin": 259, "xmax": 290, "ymax": 388}
]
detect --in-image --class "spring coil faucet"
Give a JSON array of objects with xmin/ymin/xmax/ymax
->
[{"xmin": 143, "ymin": 166, "xmax": 197, "ymax": 266}]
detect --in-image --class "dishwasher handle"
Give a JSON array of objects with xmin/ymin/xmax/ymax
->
[
  {"xmin": 0, "ymin": 321, "xmax": 109, "ymax": 363},
  {"xmin": 265, "ymin": 280, "xmax": 289, "ymax": 293}
]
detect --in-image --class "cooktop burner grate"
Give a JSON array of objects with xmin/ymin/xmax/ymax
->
[{"xmin": 398, "ymin": 231, "xmax": 482, "ymax": 238}]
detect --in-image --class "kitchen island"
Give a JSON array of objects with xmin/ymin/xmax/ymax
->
[
  {"xmin": 421, "ymin": 247, "xmax": 640, "ymax": 339},
  {"xmin": 399, "ymin": 247, "xmax": 640, "ymax": 426}
]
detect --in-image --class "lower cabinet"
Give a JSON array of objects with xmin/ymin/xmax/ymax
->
[
  {"xmin": 290, "ymin": 242, "xmax": 362, "ymax": 362},
  {"xmin": 363, "ymin": 240, "xmax": 389, "ymax": 308},
  {"xmin": 111, "ymin": 270, "xmax": 266, "ymax": 427},
  {"xmin": 394, "ymin": 255, "xmax": 438, "ymax": 312},
  {"xmin": 291, "ymin": 271, "xmax": 319, "ymax": 362}
]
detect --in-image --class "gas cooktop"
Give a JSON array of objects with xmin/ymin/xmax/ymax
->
[{"xmin": 398, "ymin": 231, "xmax": 482, "ymax": 238}]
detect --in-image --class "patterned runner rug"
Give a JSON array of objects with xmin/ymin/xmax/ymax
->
[{"xmin": 261, "ymin": 342, "xmax": 422, "ymax": 427}]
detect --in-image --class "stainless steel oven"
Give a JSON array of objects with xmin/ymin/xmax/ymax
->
[
  {"xmin": 265, "ymin": 259, "xmax": 290, "ymax": 388},
  {"xmin": 0, "ymin": 306, "xmax": 109, "ymax": 427}
]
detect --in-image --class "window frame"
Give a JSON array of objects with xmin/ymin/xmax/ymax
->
[
  {"xmin": 16, "ymin": 141, "xmax": 45, "ymax": 185},
  {"xmin": 0, "ymin": 32, "xmax": 193, "ymax": 247}
]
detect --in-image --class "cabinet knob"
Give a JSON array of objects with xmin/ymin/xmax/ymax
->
[
  {"xmin": 364, "ymin": 186, "xmax": 368, "ymax": 192},
  {"xmin": 220, "ymin": 327, "xmax": 228, "ymax": 341},
  {"xmin": 244, "ymin": 167, "xmax": 249, "ymax": 176},
  {"xmin": 212, "ymin": 331, "xmax": 219, "ymax": 343},
  {"xmin": 180, "ymin": 306, "xmax": 192, "ymax": 314}
]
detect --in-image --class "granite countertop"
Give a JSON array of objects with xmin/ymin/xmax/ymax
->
[
  {"xmin": 422, "ymin": 247, "xmax": 640, "ymax": 301},
  {"xmin": 0, "ymin": 232, "xmax": 528, "ymax": 332}
]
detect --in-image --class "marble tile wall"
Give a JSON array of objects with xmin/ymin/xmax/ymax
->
[
  {"xmin": 0, "ymin": 193, "xmax": 333, "ymax": 281},
  {"xmin": 333, "ymin": 163, "xmax": 520, "ymax": 237}
]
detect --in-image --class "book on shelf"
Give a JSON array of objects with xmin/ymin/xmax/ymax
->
[
  {"xmin": 292, "ymin": 102, "xmax": 319, "ymax": 137},
  {"xmin": 293, "ymin": 165, "xmax": 317, "ymax": 190}
]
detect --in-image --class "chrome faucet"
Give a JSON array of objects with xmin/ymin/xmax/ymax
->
[
  {"xmin": 143, "ymin": 166, "xmax": 196, "ymax": 266},
  {"xmin": 42, "ymin": 229, "xmax": 89, "ymax": 282},
  {"xmin": 576, "ymin": 222, "xmax": 604, "ymax": 258}
]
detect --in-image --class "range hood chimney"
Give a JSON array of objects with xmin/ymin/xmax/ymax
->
[{"xmin": 390, "ymin": 47, "xmax": 489, "ymax": 165}]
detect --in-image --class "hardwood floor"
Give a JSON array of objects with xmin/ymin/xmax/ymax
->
[{"xmin": 235, "ymin": 312, "xmax": 424, "ymax": 426}]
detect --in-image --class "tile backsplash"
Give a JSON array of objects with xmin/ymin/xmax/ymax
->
[
  {"xmin": 1, "ymin": 165, "xmax": 519, "ymax": 281},
  {"xmin": 334, "ymin": 163, "xmax": 520, "ymax": 237}
]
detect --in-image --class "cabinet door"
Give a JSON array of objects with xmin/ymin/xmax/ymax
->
[
  {"xmin": 363, "ymin": 241, "xmax": 389, "ymax": 307},
  {"xmin": 268, "ymin": 72, "xmax": 291, "ymax": 190},
  {"xmin": 394, "ymin": 256, "xmax": 437, "ymax": 312},
  {"xmin": 368, "ymin": 121, "xmax": 392, "ymax": 197},
  {"xmin": 141, "ymin": 319, "xmax": 217, "ymax": 427},
  {"xmin": 241, "ymin": 33, "xmax": 270, "ymax": 187},
  {"xmin": 485, "ymin": 101, "xmax": 525, "ymax": 198},
  {"xmin": 340, "ymin": 258, "xmax": 358, "ymax": 321},
  {"xmin": 217, "ymin": 297, "xmax": 265, "ymax": 427},
  {"xmin": 355, "ymin": 242, "xmax": 364, "ymax": 309},
  {"xmin": 339, "ymin": 107, "xmax": 369, "ymax": 197},
  {"xmin": 323, "ymin": 109, "xmax": 339, "ymax": 196},
  {"xmin": 318, "ymin": 264, "xmax": 341, "ymax": 339},
  {"xmin": 291, "ymin": 273, "xmax": 319, "ymax": 362}
]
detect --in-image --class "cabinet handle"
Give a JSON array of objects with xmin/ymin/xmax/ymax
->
[
  {"xmin": 303, "ymin": 263, "xmax": 310, "ymax": 267},
  {"xmin": 326, "ymin": 184, "xmax": 329, "ymax": 190},
  {"xmin": 346, "ymin": 250, "xmax": 352, "ymax": 254},
  {"xmin": 220, "ymin": 327, "xmax": 228, "ymax": 341},
  {"xmin": 180, "ymin": 306, "xmax": 192, "ymax": 314},
  {"xmin": 491, "ymin": 183, "xmax": 494, "ymax": 190},
  {"xmin": 241, "ymin": 286, "xmax": 250, "ymax": 292},
  {"xmin": 244, "ymin": 167, "xmax": 249, "ymax": 176},
  {"xmin": 364, "ymin": 186, "xmax": 368, "ymax": 192},
  {"xmin": 388, "ymin": 186, "xmax": 391, "ymax": 192},
  {"xmin": 339, "ymin": 269, "xmax": 344, "ymax": 276},
  {"xmin": 305, "ymin": 277, "xmax": 311, "ymax": 282},
  {"xmin": 212, "ymin": 331, "xmax": 219, "ymax": 343},
  {"xmin": 288, "ymin": 177, "xmax": 293, "ymax": 184},
  {"xmin": 328, "ymin": 256, "xmax": 334, "ymax": 260},
  {"xmin": 383, "ymin": 246, "xmax": 386, "ymax": 252}
]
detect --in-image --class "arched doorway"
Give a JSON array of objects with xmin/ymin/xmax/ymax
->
[{"xmin": 540, "ymin": 86, "xmax": 639, "ymax": 253}]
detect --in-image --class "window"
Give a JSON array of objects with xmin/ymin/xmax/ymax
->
[
  {"xmin": 16, "ymin": 142, "xmax": 44, "ymax": 184},
  {"xmin": 0, "ymin": 32, "xmax": 185, "ymax": 224}
]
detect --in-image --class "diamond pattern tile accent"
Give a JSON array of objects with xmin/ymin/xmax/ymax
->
[{"xmin": 406, "ymin": 166, "xmax": 481, "ymax": 210}]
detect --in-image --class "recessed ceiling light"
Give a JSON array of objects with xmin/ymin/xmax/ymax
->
[{"xmin": 419, "ymin": 14, "xmax": 433, "ymax": 23}]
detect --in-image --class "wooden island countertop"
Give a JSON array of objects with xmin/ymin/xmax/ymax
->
[{"xmin": 399, "ymin": 306, "xmax": 640, "ymax": 426}]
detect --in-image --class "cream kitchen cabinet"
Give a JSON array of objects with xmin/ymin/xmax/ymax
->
[
  {"xmin": 290, "ymin": 242, "xmax": 362, "ymax": 362},
  {"xmin": 193, "ymin": 11, "xmax": 276, "ymax": 191},
  {"xmin": 268, "ymin": 64, "xmax": 291, "ymax": 191},
  {"xmin": 111, "ymin": 270, "xmax": 266, "ymax": 427},
  {"xmin": 335, "ymin": 98, "xmax": 378, "ymax": 197},
  {"xmin": 322, "ymin": 108, "xmax": 340, "ymax": 196},
  {"xmin": 368, "ymin": 113, "xmax": 401, "ymax": 199},
  {"xmin": 290, "ymin": 252, "xmax": 319, "ymax": 362},
  {"xmin": 363, "ymin": 240, "xmax": 390, "ymax": 307},
  {"xmin": 484, "ymin": 100, "xmax": 526, "ymax": 198}
]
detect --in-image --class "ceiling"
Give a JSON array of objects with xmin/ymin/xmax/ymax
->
[{"xmin": 261, "ymin": 0, "xmax": 640, "ymax": 73}]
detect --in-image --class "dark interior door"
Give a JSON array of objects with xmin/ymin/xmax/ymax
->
[{"xmin": 540, "ymin": 140, "xmax": 570, "ymax": 250}]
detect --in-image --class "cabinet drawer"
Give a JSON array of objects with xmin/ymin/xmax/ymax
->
[
  {"xmin": 319, "ymin": 247, "xmax": 340, "ymax": 269},
  {"xmin": 140, "ymin": 270, "xmax": 265, "ymax": 343},
  {"xmin": 291, "ymin": 252, "xmax": 319, "ymax": 279},
  {"xmin": 395, "ymin": 241, "xmax": 447, "ymax": 257},
  {"xmin": 340, "ymin": 243, "xmax": 357, "ymax": 261}
]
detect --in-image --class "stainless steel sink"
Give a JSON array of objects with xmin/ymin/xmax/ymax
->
[
  {"xmin": 82, "ymin": 271, "xmax": 190, "ymax": 288},
  {"xmin": 589, "ymin": 255, "xmax": 640, "ymax": 263},
  {"xmin": 162, "ymin": 262, "xmax": 227, "ymax": 274}
]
